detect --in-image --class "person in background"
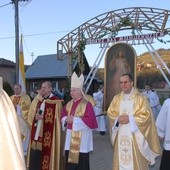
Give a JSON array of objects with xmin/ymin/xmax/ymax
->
[
  {"xmin": 10, "ymin": 84, "xmax": 31, "ymax": 157},
  {"xmin": 30, "ymin": 88, "xmax": 38, "ymax": 101},
  {"xmin": 61, "ymin": 72, "xmax": 98, "ymax": 170},
  {"xmin": 93, "ymin": 85, "xmax": 107, "ymax": 135},
  {"xmin": 36, "ymin": 86, "xmax": 43, "ymax": 99},
  {"xmin": 107, "ymin": 74, "xmax": 161, "ymax": 170},
  {"xmin": 142, "ymin": 84, "xmax": 161, "ymax": 120},
  {"xmin": 0, "ymin": 77, "xmax": 25, "ymax": 169},
  {"xmin": 27, "ymin": 81, "xmax": 64, "ymax": 170},
  {"xmin": 156, "ymin": 97, "xmax": 170, "ymax": 170}
]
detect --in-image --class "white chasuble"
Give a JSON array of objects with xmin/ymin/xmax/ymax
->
[{"xmin": 118, "ymin": 100, "xmax": 134, "ymax": 170}]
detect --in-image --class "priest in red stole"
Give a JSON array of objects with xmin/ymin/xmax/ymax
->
[
  {"xmin": 27, "ymin": 81, "xmax": 64, "ymax": 170},
  {"xmin": 61, "ymin": 72, "xmax": 98, "ymax": 170}
]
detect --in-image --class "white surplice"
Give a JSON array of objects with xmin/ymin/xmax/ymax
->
[{"xmin": 156, "ymin": 98, "xmax": 170, "ymax": 150}]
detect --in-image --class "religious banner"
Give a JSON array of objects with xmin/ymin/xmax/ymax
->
[
  {"xmin": 104, "ymin": 42, "xmax": 136, "ymax": 111},
  {"xmin": 86, "ymin": 31, "xmax": 165, "ymax": 45}
]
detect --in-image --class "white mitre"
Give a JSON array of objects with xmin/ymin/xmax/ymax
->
[
  {"xmin": 71, "ymin": 72, "xmax": 84, "ymax": 89},
  {"xmin": 0, "ymin": 77, "xmax": 2, "ymax": 89}
]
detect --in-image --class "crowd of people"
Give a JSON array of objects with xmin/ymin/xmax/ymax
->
[{"xmin": 0, "ymin": 72, "xmax": 169, "ymax": 170}]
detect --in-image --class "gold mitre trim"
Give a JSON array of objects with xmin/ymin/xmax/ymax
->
[{"xmin": 71, "ymin": 72, "xmax": 84, "ymax": 90}]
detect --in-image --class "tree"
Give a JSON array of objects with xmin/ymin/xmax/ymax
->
[{"xmin": 3, "ymin": 82, "xmax": 13, "ymax": 96}]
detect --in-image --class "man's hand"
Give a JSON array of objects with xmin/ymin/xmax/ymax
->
[
  {"xmin": 66, "ymin": 115, "xmax": 73, "ymax": 123},
  {"xmin": 35, "ymin": 114, "xmax": 44, "ymax": 120},
  {"xmin": 118, "ymin": 114, "xmax": 129, "ymax": 124}
]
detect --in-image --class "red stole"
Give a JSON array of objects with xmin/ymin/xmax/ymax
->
[
  {"xmin": 30, "ymin": 97, "xmax": 57, "ymax": 170},
  {"xmin": 30, "ymin": 100, "xmax": 43, "ymax": 144}
]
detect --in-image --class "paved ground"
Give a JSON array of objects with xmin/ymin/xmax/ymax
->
[{"xmin": 90, "ymin": 130, "xmax": 162, "ymax": 170}]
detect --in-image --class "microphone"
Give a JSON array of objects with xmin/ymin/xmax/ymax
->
[
  {"xmin": 34, "ymin": 110, "xmax": 43, "ymax": 126},
  {"xmin": 64, "ymin": 121, "xmax": 67, "ymax": 127},
  {"xmin": 38, "ymin": 110, "xmax": 43, "ymax": 115},
  {"xmin": 115, "ymin": 121, "xmax": 119, "ymax": 127}
]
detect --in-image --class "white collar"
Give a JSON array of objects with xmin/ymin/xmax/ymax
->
[{"xmin": 124, "ymin": 87, "xmax": 134, "ymax": 100}]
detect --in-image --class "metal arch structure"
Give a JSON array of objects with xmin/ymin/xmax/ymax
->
[{"xmin": 57, "ymin": 7, "xmax": 170, "ymax": 76}]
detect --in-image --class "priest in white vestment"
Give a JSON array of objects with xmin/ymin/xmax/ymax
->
[
  {"xmin": 93, "ymin": 86, "xmax": 107, "ymax": 135},
  {"xmin": 107, "ymin": 74, "xmax": 161, "ymax": 170},
  {"xmin": 156, "ymin": 98, "xmax": 170, "ymax": 170},
  {"xmin": 0, "ymin": 77, "xmax": 25, "ymax": 170}
]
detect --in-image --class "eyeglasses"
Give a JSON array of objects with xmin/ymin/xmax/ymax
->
[{"xmin": 119, "ymin": 81, "xmax": 131, "ymax": 84}]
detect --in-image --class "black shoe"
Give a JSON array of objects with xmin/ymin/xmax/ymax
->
[{"xmin": 99, "ymin": 131, "xmax": 105, "ymax": 136}]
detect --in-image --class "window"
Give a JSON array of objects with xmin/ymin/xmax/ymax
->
[
  {"xmin": 33, "ymin": 82, "xmax": 39, "ymax": 90},
  {"xmin": 52, "ymin": 82, "xmax": 58, "ymax": 91}
]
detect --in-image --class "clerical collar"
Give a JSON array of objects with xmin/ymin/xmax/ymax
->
[
  {"xmin": 73, "ymin": 97, "xmax": 82, "ymax": 103},
  {"xmin": 43, "ymin": 93, "xmax": 53, "ymax": 100},
  {"xmin": 14, "ymin": 94, "xmax": 21, "ymax": 97},
  {"xmin": 124, "ymin": 87, "xmax": 134, "ymax": 100},
  {"xmin": 44, "ymin": 96, "xmax": 49, "ymax": 100}
]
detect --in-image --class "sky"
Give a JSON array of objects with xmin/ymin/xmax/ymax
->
[{"xmin": 0, "ymin": 0, "xmax": 170, "ymax": 68}]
